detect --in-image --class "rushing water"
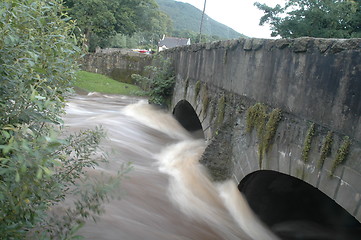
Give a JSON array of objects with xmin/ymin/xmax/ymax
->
[{"xmin": 63, "ymin": 93, "xmax": 278, "ymax": 240}]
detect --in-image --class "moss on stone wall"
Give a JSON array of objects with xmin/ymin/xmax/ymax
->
[
  {"xmin": 246, "ymin": 103, "xmax": 267, "ymax": 133},
  {"xmin": 195, "ymin": 80, "xmax": 201, "ymax": 100},
  {"xmin": 331, "ymin": 136, "xmax": 351, "ymax": 176},
  {"xmin": 184, "ymin": 78, "xmax": 189, "ymax": 99},
  {"xmin": 318, "ymin": 131, "xmax": 333, "ymax": 169},
  {"xmin": 216, "ymin": 96, "xmax": 226, "ymax": 127},
  {"xmin": 202, "ymin": 85, "xmax": 209, "ymax": 117},
  {"xmin": 246, "ymin": 103, "xmax": 282, "ymax": 168},
  {"xmin": 302, "ymin": 123, "xmax": 315, "ymax": 163},
  {"xmin": 264, "ymin": 108, "xmax": 282, "ymax": 153}
]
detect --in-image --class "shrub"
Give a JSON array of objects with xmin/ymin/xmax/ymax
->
[
  {"xmin": 0, "ymin": 1, "xmax": 128, "ymax": 239},
  {"xmin": 132, "ymin": 54, "xmax": 175, "ymax": 106}
]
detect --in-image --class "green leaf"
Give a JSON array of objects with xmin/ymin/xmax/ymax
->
[
  {"xmin": 36, "ymin": 167, "xmax": 43, "ymax": 179},
  {"xmin": 15, "ymin": 171, "xmax": 20, "ymax": 182},
  {"xmin": 40, "ymin": 166, "xmax": 53, "ymax": 176},
  {"xmin": 1, "ymin": 130, "xmax": 10, "ymax": 139}
]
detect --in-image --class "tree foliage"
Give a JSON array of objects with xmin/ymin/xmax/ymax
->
[
  {"xmin": 63, "ymin": 0, "xmax": 172, "ymax": 51},
  {"xmin": 0, "ymin": 0, "xmax": 128, "ymax": 239},
  {"xmin": 172, "ymin": 30, "xmax": 221, "ymax": 44},
  {"xmin": 255, "ymin": 0, "xmax": 361, "ymax": 38}
]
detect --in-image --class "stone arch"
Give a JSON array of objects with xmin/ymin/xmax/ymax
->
[
  {"xmin": 238, "ymin": 170, "xmax": 361, "ymax": 240},
  {"xmin": 173, "ymin": 100, "xmax": 204, "ymax": 139}
]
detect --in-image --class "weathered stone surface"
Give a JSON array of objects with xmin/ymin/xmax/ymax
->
[
  {"xmin": 243, "ymin": 39, "xmax": 253, "ymax": 51},
  {"xmin": 335, "ymin": 167, "xmax": 361, "ymax": 214},
  {"xmin": 199, "ymin": 120, "xmax": 235, "ymax": 182},
  {"xmin": 292, "ymin": 37, "xmax": 311, "ymax": 52},
  {"xmin": 274, "ymin": 38, "xmax": 291, "ymax": 49}
]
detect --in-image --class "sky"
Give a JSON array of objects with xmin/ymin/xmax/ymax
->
[{"xmin": 176, "ymin": 0, "xmax": 286, "ymax": 39}]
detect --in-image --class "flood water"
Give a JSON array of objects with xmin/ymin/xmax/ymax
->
[{"xmin": 63, "ymin": 93, "xmax": 278, "ymax": 240}]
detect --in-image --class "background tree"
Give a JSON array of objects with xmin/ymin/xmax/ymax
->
[
  {"xmin": 255, "ymin": 0, "xmax": 361, "ymax": 38},
  {"xmin": 64, "ymin": 0, "xmax": 172, "ymax": 51},
  {"xmin": 172, "ymin": 30, "xmax": 221, "ymax": 44}
]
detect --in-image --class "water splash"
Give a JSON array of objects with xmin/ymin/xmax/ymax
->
[
  {"xmin": 64, "ymin": 94, "xmax": 278, "ymax": 240},
  {"xmin": 156, "ymin": 140, "xmax": 278, "ymax": 240}
]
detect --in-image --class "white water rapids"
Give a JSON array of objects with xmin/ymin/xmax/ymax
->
[{"xmin": 63, "ymin": 93, "xmax": 278, "ymax": 240}]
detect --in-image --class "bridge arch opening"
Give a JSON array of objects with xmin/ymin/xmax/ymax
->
[
  {"xmin": 238, "ymin": 170, "xmax": 361, "ymax": 240},
  {"xmin": 173, "ymin": 100, "xmax": 204, "ymax": 139}
]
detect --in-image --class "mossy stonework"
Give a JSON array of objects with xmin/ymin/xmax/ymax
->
[
  {"xmin": 331, "ymin": 136, "xmax": 352, "ymax": 176},
  {"xmin": 201, "ymin": 85, "xmax": 209, "ymax": 118},
  {"xmin": 216, "ymin": 95, "xmax": 226, "ymax": 127},
  {"xmin": 194, "ymin": 80, "xmax": 201, "ymax": 101},
  {"xmin": 245, "ymin": 103, "xmax": 282, "ymax": 168},
  {"xmin": 318, "ymin": 131, "xmax": 334, "ymax": 169},
  {"xmin": 302, "ymin": 123, "xmax": 316, "ymax": 163}
]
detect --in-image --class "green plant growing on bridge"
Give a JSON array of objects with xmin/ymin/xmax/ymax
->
[
  {"xmin": 216, "ymin": 95, "xmax": 226, "ymax": 126},
  {"xmin": 264, "ymin": 108, "xmax": 282, "ymax": 153},
  {"xmin": 132, "ymin": 55, "xmax": 175, "ymax": 106},
  {"xmin": 330, "ymin": 136, "xmax": 351, "ymax": 176},
  {"xmin": 246, "ymin": 103, "xmax": 267, "ymax": 133},
  {"xmin": 195, "ymin": 80, "xmax": 201, "ymax": 101},
  {"xmin": 301, "ymin": 123, "xmax": 315, "ymax": 163},
  {"xmin": 246, "ymin": 103, "xmax": 282, "ymax": 168},
  {"xmin": 318, "ymin": 131, "xmax": 334, "ymax": 169},
  {"xmin": 184, "ymin": 78, "xmax": 190, "ymax": 99},
  {"xmin": 202, "ymin": 85, "xmax": 209, "ymax": 117}
]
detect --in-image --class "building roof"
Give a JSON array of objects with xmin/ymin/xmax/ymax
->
[{"xmin": 158, "ymin": 37, "xmax": 190, "ymax": 48}]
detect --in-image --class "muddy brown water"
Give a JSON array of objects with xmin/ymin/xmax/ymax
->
[{"xmin": 63, "ymin": 93, "xmax": 278, "ymax": 240}]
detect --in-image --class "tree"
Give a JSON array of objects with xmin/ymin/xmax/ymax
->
[
  {"xmin": 63, "ymin": 0, "xmax": 172, "ymax": 51},
  {"xmin": 0, "ymin": 0, "xmax": 128, "ymax": 238},
  {"xmin": 172, "ymin": 30, "xmax": 221, "ymax": 44},
  {"xmin": 255, "ymin": 0, "xmax": 361, "ymax": 38}
]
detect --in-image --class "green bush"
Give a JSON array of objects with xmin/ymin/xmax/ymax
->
[
  {"xmin": 0, "ymin": 1, "xmax": 128, "ymax": 239},
  {"xmin": 132, "ymin": 54, "xmax": 175, "ymax": 106}
]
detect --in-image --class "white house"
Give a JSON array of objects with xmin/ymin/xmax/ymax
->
[{"xmin": 158, "ymin": 36, "xmax": 191, "ymax": 52}]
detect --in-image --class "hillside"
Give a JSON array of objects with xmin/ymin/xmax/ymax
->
[{"xmin": 155, "ymin": 0, "xmax": 246, "ymax": 39}]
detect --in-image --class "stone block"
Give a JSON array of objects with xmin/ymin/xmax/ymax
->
[
  {"xmin": 263, "ymin": 144, "xmax": 279, "ymax": 171},
  {"xmin": 335, "ymin": 167, "xmax": 361, "ymax": 215},
  {"xmin": 278, "ymin": 147, "xmax": 291, "ymax": 175},
  {"xmin": 317, "ymin": 166, "xmax": 343, "ymax": 200},
  {"xmin": 355, "ymin": 204, "xmax": 361, "ymax": 223}
]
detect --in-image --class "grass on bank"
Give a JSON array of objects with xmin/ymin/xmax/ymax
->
[{"xmin": 75, "ymin": 71, "xmax": 144, "ymax": 95}]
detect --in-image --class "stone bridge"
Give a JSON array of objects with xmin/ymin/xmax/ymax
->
[
  {"xmin": 82, "ymin": 37, "xmax": 361, "ymax": 236},
  {"xmin": 163, "ymin": 37, "xmax": 361, "ymax": 229}
]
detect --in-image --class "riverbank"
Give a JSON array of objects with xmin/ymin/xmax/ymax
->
[{"xmin": 74, "ymin": 71, "xmax": 144, "ymax": 96}]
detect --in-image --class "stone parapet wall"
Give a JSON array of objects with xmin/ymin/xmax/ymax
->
[
  {"xmin": 80, "ymin": 49, "xmax": 152, "ymax": 84},
  {"xmin": 164, "ymin": 37, "xmax": 361, "ymax": 141}
]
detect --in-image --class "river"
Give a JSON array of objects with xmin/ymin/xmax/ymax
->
[{"xmin": 63, "ymin": 93, "xmax": 278, "ymax": 240}]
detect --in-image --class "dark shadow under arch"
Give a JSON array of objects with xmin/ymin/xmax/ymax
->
[
  {"xmin": 238, "ymin": 170, "xmax": 361, "ymax": 240},
  {"xmin": 173, "ymin": 100, "xmax": 204, "ymax": 139}
]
